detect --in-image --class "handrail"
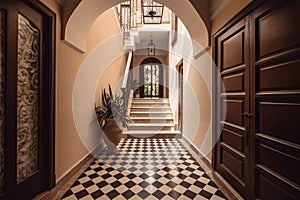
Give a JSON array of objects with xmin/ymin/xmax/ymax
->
[
  {"xmin": 121, "ymin": 51, "xmax": 132, "ymax": 89},
  {"xmin": 121, "ymin": 51, "xmax": 133, "ymax": 127}
]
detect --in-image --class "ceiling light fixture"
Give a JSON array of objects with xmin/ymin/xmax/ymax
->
[{"xmin": 148, "ymin": 35, "xmax": 155, "ymax": 56}]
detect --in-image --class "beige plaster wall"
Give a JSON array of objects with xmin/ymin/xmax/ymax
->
[
  {"xmin": 169, "ymin": 17, "xmax": 213, "ymax": 161},
  {"xmin": 95, "ymin": 55, "xmax": 127, "ymax": 106},
  {"xmin": 211, "ymin": 0, "xmax": 253, "ymax": 34},
  {"xmin": 40, "ymin": 0, "xmax": 124, "ymax": 181}
]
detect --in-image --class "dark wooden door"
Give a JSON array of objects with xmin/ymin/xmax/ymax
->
[
  {"xmin": 215, "ymin": 18, "xmax": 250, "ymax": 198},
  {"xmin": 250, "ymin": 0, "xmax": 300, "ymax": 199},
  {"xmin": 140, "ymin": 58, "xmax": 163, "ymax": 98},
  {"xmin": 0, "ymin": 1, "xmax": 55, "ymax": 200},
  {"xmin": 214, "ymin": 0, "xmax": 300, "ymax": 199}
]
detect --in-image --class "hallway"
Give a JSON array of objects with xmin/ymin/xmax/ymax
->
[
  {"xmin": 61, "ymin": 138, "xmax": 227, "ymax": 200},
  {"xmin": 0, "ymin": 0, "xmax": 299, "ymax": 199}
]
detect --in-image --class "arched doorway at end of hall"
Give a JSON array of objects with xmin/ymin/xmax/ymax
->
[{"xmin": 139, "ymin": 58, "xmax": 163, "ymax": 98}]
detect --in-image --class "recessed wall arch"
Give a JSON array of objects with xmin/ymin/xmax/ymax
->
[{"xmin": 63, "ymin": 0, "xmax": 210, "ymax": 54}]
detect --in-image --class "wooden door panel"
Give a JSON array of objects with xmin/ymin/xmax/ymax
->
[
  {"xmin": 223, "ymin": 72, "xmax": 245, "ymax": 92},
  {"xmin": 224, "ymin": 100, "xmax": 244, "ymax": 126},
  {"xmin": 222, "ymin": 30, "xmax": 245, "ymax": 70},
  {"xmin": 221, "ymin": 148, "xmax": 244, "ymax": 178},
  {"xmin": 257, "ymin": 142, "xmax": 300, "ymax": 186},
  {"xmin": 257, "ymin": 171, "xmax": 298, "ymax": 200},
  {"xmin": 216, "ymin": 18, "xmax": 249, "ymax": 198},
  {"xmin": 258, "ymin": 101, "xmax": 300, "ymax": 144},
  {"xmin": 252, "ymin": 0, "xmax": 300, "ymax": 199},
  {"xmin": 256, "ymin": 0, "xmax": 300, "ymax": 59},
  {"xmin": 258, "ymin": 60, "xmax": 300, "ymax": 92},
  {"xmin": 222, "ymin": 128, "xmax": 244, "ymax": 153}
]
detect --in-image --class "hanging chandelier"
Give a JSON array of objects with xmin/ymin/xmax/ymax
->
[
  {"xmin": 141, "ymin": 0, "xmax": 164, "ymax": 24},
  {"xmin": 148, "ymin": 35, "xmax": 155, "ymax": 56}
]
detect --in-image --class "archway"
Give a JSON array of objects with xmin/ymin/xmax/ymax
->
[{"xmin": 63, "ymin": 0, "xmax": 210, "ymax": 54}]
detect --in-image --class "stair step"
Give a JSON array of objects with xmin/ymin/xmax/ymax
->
[
  {"xmin": 124, "ymin": 130, "xmax": 181, "ymax": 138},
  {"xmin": 128, "ymin": 123, "xmax": 174, "ymax": 126},
  {"xmin": 131, "ymin": 104, "xmax": 170, "ymax": 108},
  {"xmin": 126, "ymin": 130, "xmax": 181, "ymax": 134},
  {"xmin": 133, "ymin": 98, "xmax": 169, "ymax": 103},
  {"xmin": 130, "ymin": 112, "xmax": 173, "ymax": 118},
  {"xmin": 130, "ymin": 117, "xmax": 173, "ymax": 123},
  {"xmin": 128, "ymin": 123, "xmax": 175, "ymax": 131},
  {"xmin": 131, "ymin": 119, "xmax": 173, "ymax": 123},
  {"xmin": 130, "ymin": 107, "xmax": 171, "ymax": 112},
  {"xmin": 131, "ymin": 102, "xmax": 170, "ymax": 107}
]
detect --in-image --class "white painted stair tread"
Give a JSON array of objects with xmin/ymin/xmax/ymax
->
[
  {"xmin": 125, "ymin": 130, "xmax": 181, "ymax": 134},
  {"xmin": 130, "ymin": 111, "xmax": 172, "ymax": 114},
  {"xmin": 128, "ymin": 123, "xmax": 174, "ymax": 127},
  {"xmin": 130, "ymin": 117, "xmax": 173, "ymax": 119}
]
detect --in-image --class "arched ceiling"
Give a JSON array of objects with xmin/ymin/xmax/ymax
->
[{"xmin": 62, "ymin": 0, "xmax": 211, "ymax": 54}]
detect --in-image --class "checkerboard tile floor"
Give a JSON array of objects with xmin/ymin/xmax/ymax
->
[{"xmin": 61, "ymin": 138, "xmax": 227, "ymax": 200}]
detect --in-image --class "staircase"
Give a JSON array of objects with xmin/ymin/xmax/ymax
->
[{"xmin": 126, "ymin": 98, "xmax": 181, "ymax": 138}]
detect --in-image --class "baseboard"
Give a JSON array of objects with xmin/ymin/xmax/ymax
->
[
  {"xmin": 56, "ymin": 153, "xmax": 90, "ymax": 183},
  {"xmin": 181, "ymin": 135, "xmax": 242, "ymax": 200},
  {"xmin": 181, "ymin": 135, "xmax": 211, "ymax": 166},
  {"xmin": 34, "ymin": 143, "xmax": 106, "ymax": 200}
]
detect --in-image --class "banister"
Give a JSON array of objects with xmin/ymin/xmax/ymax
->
[
  {"xmin": 121, "ymin": 51, "xmax": 133, "ymax": 127},
  {"xmin": 121, "ymin": 51, "xmax": 133, "ymax": 89}
]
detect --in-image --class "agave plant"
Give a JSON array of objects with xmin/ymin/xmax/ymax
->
[{"xmin": 95, "ymin": 85, "xmax": 130, "ymax": 126}]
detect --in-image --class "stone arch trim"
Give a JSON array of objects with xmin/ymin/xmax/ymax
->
[{"xmin": 62, "ymin": 0, "xmax": 210, "ymax": 53}]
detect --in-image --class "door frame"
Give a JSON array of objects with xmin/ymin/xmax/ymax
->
[
  {"xmin": 139, "ymin": 57, "xmax": 163, "ymax": 98},
  {"xmin": 1, "ymin": 0, "xmax": 56, "ymax": 199},
  {"xmin": 176, "ymin": 59, "xmax": 183, "ymax": 132}
]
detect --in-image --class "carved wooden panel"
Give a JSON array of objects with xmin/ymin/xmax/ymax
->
[
  {"xmin": 222, "ymin": 30, "xmax": 245, "ymax": 70},
  {"xmin": 0, "ymin": 8, "xmax": 5, "ymax": 193},
  {"xmin": 258, "ymin": 60, "xmax": 300, "ymax": 92},
  {"xmin": 256, "ymin": 0, "xmax": 300, "ymax": 59},
  {"xmin": 222, "ymin": 128, "xmax": 244, "ymax": 153},
  {"xmin": 257, "ymin": 143, "xmax": 299, "ymax": 186},
  {"xmin": 259, "ymin": 101, "xmax": 300, "ymax": 144},
  {"xmin": 223, "ymin": 73, "xmax": 245, "ymax": 92},
  {"xmin": 224, "ymin": 100, "xmax": 244, "ymax": 126},
  {"xmin": 221, "ymin": 148, "xmax": 243, "ymax": 178},
  {"xmin": 16, "ymin": 14, "xmax": 40, "ymax": 184}
]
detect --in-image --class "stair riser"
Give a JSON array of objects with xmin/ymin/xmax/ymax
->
[
  {"xmin": 130, "ymin": 113, "xmax": 173, "ymax": 118},
  {"xmin": 131, "ymin": 103, "xmax": 170, "ymax": 107},
  {"xmin": 131, "ymin": 119, "xmax": 173, "ymax": 123},
  {"xmin": 133, "ymin": 99, "xmax": 168, "ymax": 103},
  {"xmin": 128, "ymin": 126, "xmax": 174, "ymax": 131},
  {"xmin": 131, "ymin": 108, "xmax": 171, "ymax": 112}
]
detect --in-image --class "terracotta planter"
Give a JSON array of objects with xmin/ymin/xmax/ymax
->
[{"xmin": 102, "ymin": 118, "xmax": 122, "ymax": 146}]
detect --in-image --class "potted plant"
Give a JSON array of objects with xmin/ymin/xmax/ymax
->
[
  {"xmin": 131, "ymin": 79, "xmax": 140, "ymax": 98},
  {"xmin": 95, "ymin": 85, "xmax": 130, "ymax": 147}
]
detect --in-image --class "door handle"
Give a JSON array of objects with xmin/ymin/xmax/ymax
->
[
  {"xmin": 242, "ymin": 112, "xmax": 255, "ymax": 119},
  {"xmin": 242, "ymin": 112, "xmax": 249, "ymax": 117},
  {"xmin": 248, "ymin": 113, "xmax": 255, "ymax": 119}
]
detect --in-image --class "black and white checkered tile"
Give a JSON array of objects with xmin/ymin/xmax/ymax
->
[{"xmin": 61, "ymin": 138, "xmax": 227, "ymax": 200}]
